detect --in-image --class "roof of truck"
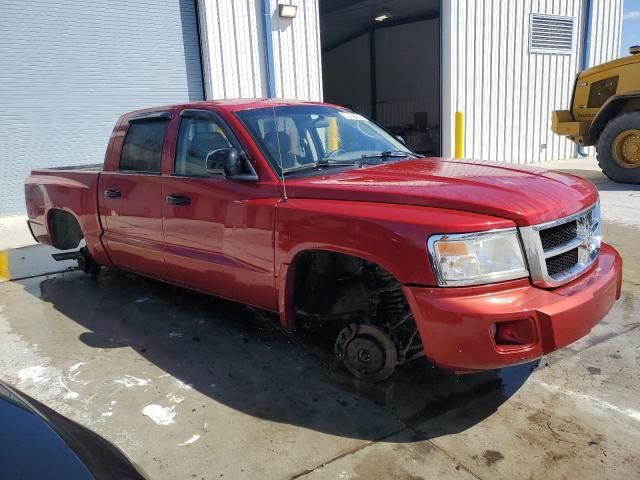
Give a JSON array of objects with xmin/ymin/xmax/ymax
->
[{"xmin": 125, "ymin": 99, "xmax": 335, "ymax": 118}]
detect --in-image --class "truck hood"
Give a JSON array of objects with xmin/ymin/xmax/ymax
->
[{"xmin": 284, "ymin": 158, "xmax": 598, "ymax": 226}]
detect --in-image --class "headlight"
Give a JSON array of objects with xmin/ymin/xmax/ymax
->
[{"xmin": 428, "ymin": 228, "xmax": 529, "ymax": 286}]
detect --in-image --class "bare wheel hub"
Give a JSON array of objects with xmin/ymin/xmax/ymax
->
[
  {"xmin": 613, "ymin": 129, "xmax": 640, "ymax": 168},
  {"xmin": 335, "ymin": 324, "xmax": 398, "ymax": 383}
]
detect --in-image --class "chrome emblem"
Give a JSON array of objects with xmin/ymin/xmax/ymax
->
[{"xmin": 577, "ymin": 209, "xmax": 601, "ymax": 262}]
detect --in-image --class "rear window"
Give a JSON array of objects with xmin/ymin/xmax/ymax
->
[{"xmin": 120, "ymin": 119, "xmax": 170, "ymax": 173}]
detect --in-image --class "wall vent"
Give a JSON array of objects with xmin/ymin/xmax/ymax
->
[{"xmin": 529, "ymin": 13, "xmax": 575, "ymax": 54}]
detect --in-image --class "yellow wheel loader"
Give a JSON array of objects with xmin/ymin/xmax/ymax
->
[{"xmin": 552, "ymin": 46, "xmax": 640, "ymax": 183}]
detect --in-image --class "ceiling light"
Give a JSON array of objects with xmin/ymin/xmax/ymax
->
[
  {"xmin": 278, "ymin": 4, "xmax": 298, "ymax": 18},
  {"xmin": 374, "ymin": 12, "xmax": 392, "ymax": 22}
]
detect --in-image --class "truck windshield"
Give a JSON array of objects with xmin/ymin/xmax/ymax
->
[{"xmin": 235, "ymin": 105, "xmax": 413, "ymax": 175}]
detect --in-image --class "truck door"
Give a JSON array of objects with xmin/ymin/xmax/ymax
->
[
  {"xmin": 98, "ymin": 112, "xmax": 169, "ymax": 279},
  {"xmin": 160, "ymin": 109, "xmax": 278, "ymax": 310}
]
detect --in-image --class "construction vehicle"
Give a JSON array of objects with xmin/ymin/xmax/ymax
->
[{"xmin": 552, "ymin": 45, "xmax": 640, "ymax": 183}]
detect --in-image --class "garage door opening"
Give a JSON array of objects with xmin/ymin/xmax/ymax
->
[{"xmin": 319, "ymin": 0, "xmax": 441, "ymax": 155}]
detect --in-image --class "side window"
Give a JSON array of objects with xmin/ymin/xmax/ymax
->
[
  {"xmin": 175, "ymin": 117, "xmax": 232, "ymax": 176},
  {"xmin": 120, "ymin": 119, "xmax": 169, "ymax": 173}
]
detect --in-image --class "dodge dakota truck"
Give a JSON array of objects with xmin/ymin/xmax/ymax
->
[{"xmin": 25, "ymin": 100, "xmax": 622, "ymax": 382}]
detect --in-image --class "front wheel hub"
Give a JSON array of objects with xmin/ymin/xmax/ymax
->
[
  {"xmin": 335, "ymin": 324, "xmax": 398, "ymax": 383},
  {"xmin": 612, "ymin": 129, "xmax": 640, "ymax": 168}
]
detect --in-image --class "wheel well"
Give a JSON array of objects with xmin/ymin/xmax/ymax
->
[
  {"xmin": 592, "ymin": 97, "xmax": 640, "ymax": 141},
  {"xmin": 289, "ymin": 250, "xmax": 423, "ymax": 364},
  {"xmin": 292, "ymin": 250, "xmax": 369, "ymax": 319},
  {"xmin": 48, "ymin": 209, "xmax": 83, "ymax": 250}
]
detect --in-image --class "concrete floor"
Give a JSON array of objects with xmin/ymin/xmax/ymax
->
[{"xmin": 1, "ymin": 157, "xmax": 639, "ymax": 479}]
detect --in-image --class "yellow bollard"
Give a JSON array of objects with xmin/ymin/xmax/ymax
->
[
  {"xmin": 0, "ymin": 251, "xmax": 10, "ymax": 281},
  {"xmin": 454, "ymin": 111, "xmax": 464, "ymax": 159},
  {"xmin": 327, "ymin": 117, "xmax": 340, "ymax": 152}
]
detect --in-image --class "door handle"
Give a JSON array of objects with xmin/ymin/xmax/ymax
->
[
  {"xmin": 166, "ymin": 194, "xmax": 191, "ymax": 206},
  {"xmin": 105, "ymin": 189, "xmax": 122, "ymax": 198}
]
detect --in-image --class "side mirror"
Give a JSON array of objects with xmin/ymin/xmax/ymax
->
[
  {"xmin": 206, "ymin": 147, "xmax": 241, "ymax": 177},
  {"xmin": 395, "ymin": 135, "xmax": 407, "ymax": 145}
]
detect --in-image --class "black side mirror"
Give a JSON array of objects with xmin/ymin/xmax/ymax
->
[{"xmin": 206, "ymin": 147, "xmax": 241, "ymax": 177}]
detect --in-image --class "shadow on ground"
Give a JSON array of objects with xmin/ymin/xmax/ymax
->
[
  {"xmin": 25, "ymin": 269, "xmax": 535, "ymax": 442},
  {"xmin": 553, "ymin": 168, "xmax": 640, "ymax": 192}
]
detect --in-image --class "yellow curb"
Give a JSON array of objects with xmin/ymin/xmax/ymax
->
[{"xmin": 0, "ymin": 251, "xmax": 10, "ymax": 281}]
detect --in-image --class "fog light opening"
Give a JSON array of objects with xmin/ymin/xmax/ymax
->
[{"xmin": 494, "ymin": 319, "xmax": 535, "ymax": 346}]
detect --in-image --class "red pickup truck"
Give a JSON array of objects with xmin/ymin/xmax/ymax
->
[{"xmin": 25, "ymin": 100, "xmax": 622, "ymax": 382}]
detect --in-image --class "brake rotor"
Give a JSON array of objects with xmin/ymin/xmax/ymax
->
[{"xmin": 335, "ymin": 323, "xmax": 398, "ymax": 383}]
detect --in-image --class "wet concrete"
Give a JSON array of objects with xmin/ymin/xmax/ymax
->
[{"xmin": 0, "ymin": 163, "xmax": 639, "ymax": 479}]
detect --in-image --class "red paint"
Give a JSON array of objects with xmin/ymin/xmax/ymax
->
[
  {"xmin": 403, "ymin": 243, "xmax": 622, "ymax": 372},
  {"xmin": 24, "ymin": 100, "xmax": 623, "ymax": 372}
]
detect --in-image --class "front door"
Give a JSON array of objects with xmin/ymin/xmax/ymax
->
[
  {"xmin": 161, "ymin": 109, "xmax": 278, "ymax": 310},
  {"xmin": 99, "ymin": 114, "xmax": 169, "ymax": 278}
]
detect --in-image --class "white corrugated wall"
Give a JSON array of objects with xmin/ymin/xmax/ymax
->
[
  {"xmin": 0, "ymin": 0, "xmax": 204, "ymax": 216},
  {"xmin": 441, "ymin": 0, "xmax": 622, "ymax": 163},
  {"xmin": 271, "ymin": 0, "xmax": 323, "ymax": 100},
  {"xmin": 197, "ymin": 0, "xmax": 268, "ymax": 98},
  {"xmin": 588, "ymin": 0, "xmax": 623, "ymax": 67},
  {"xmin": 198, "ymin": 0, "xmax": 322, "ymax": 101}
]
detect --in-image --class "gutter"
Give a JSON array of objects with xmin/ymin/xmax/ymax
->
[
  {"xmin": 261, "ymin": 0, "xmax": 277, "ymax": 98},
  {"xmin": 577, "ymin": 0, "xmax": 592, "ymax": 157}
]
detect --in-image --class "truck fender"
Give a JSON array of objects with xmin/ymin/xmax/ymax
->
[{"xmin": 590, "ymin": 92, "xmax": 640, "ymax": 140}]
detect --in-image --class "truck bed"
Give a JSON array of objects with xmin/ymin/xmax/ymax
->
[
  {"xmin": 32, "ymin": 163, "xmax": 103, "ymax": 173},
  {"xmin": 25, "ymin": 165, "xmax": 103, "ymax": 248}
]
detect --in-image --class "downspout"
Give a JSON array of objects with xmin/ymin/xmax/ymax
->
[
  {"xmin": 577, "ymin": 0, "xmax": 592, "ymax": 157},
  {"xmin": 261, "ymin": 0, "xmax": 277, "ymax": 98}
]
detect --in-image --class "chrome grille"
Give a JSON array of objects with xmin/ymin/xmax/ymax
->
[
  {"xmin": 519, "ymin": 203, "xmax": 601, "ymax": 288},
  {"xmin": 539, "ymin": 220, "xmax": 577, "ymax": 250},
  {"xmin": 546, "ymin": 248, "xmax": 579, "ymax": 277}
]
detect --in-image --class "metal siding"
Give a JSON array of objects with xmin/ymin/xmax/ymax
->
[
  {"xmin": 0, "ymin": 0, "xmax": 204, "ymax": 216},
  {"xmin": 442, "ymin": 0, "xmax": 621, "ymax": 164},
  {"xmin": 199, "ymin": 0, "xmax": 267, "ymax": 98},
  {"xmin": 588, "ymin": 0, "xmax": 623, "ymax": 66},
  {"xmin": 198, "ymin": 0, "xmax": 267, "ymax": 99},
  {"xmin": 271, "ymin": 0, "xmax": 323, "ymax": 101},
  {"xmin": 199, "ymin": 0, "xmax": 321, "ymax": 101}
]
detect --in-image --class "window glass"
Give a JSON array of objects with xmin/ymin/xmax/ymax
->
[
  {"xmin": 235, "ymin": 106, "xmax": 409, "ymax": 174},
  {"xmin": 175, "ymin": 117, "xmax": 232, "ymax": 175},
  {"xmin": 120, "ymin": 120, "xmax": 169, "ymax": 173},
  {"xmin": 587, "ymin": 76, "xmax": 618, "ymax": 109}
]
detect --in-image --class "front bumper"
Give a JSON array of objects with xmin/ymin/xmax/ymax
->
[
  {"xmin": 551, "ymin": 110, "xmax": 593, "ymax": 146},
  {"xmin": 403, "ymin": 243, "xmax": 622, "ymax": 372}
]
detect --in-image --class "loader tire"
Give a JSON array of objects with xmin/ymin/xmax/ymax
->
[{"xmin": 597, "ymin": 111, "xmax": 640, "ymax": 184}]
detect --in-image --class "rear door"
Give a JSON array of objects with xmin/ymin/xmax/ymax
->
[
  {"xmin": 160, "ymin": 109, "xmax": 278, "ymax": 310},
  {"xmin": 98, "ymin": 112, "xmax": 170, "ymax": 278}
]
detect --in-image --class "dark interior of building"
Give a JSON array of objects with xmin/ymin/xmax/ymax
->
[{"xmin": 319, "ymin": 0, "xmax": 441, "ymax": 154}]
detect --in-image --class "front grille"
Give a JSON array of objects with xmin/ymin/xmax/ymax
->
[
  {"xmin": 546, "ymin": 248, "xmax": 579, "ymax": 277},
  {"xmin": 539, "ymin": 220, "xmax": 577, "ymax": 250},
  {"xmin": 519, "ymin": 202, "xmax": 601, "ymax": 287}
]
